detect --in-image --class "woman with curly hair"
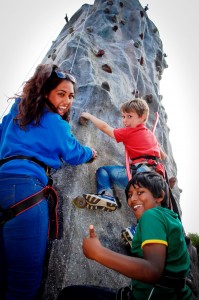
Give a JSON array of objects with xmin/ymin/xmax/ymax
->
[{"xmin": 0, "ymin": 64, "xmax": 97, "ymax": 299}]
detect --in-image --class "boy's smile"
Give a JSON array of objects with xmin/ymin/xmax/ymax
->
[{"xmin": 127, "ymin": 184, "xmax": 163, "ymax": 219}]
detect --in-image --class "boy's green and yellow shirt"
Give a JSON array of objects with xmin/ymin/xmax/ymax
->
[{"xmin": 130, "ymin": 207, "xmax": 192, "ymax": 299}]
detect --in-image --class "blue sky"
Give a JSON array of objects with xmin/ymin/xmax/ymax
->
[{"xmin": 0, "ymin": 0, "xmax": 198, "ymax": 233}]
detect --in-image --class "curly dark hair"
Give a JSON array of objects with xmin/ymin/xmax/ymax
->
[
  {"xmin": 125, "ymin": 171, "xmax": 170, "ymax": 208},
  {"xmin": 14, "ymin": 64, "xmax": 76, "ymax": 128}
]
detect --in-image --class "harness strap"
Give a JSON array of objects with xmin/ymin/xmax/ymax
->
[
  {"xmin": 164, "ymin": 169, "xmax": 181, "ymax": 220},
  {"xmin": 0, "ymin": 155, "xmax": 50, "ymax": 175},
  {"xmin": 0, "ymin": 185, "xmax": 59, "ymax": 239},
  {"xmin": 157, "ymin": 275, "xmax": 186, "ymax": 290},
  {"xmin": 130, "ymin": 155, "xmax": 159, "ymax": 162},
  {"xmin": 46, "ymin": 186, "xmax": 59, "ymax": 239},
  {"xmin": 0, "ymin": 188, "xmax": 46, "ymax": 225}
]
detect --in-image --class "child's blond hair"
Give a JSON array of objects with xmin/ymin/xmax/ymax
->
[{"xmin": 120, "ymin": 98, "xmax": 149, "ymax": 123}]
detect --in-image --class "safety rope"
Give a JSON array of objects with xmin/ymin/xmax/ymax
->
[
  {"xmin": 0, "ymin": 98, "xmax": 13, "ymax": 120},
  {"xmin": 134, "ymin": 9, "xmax": 147, "ymax": 95},
  {"xmin": 59, "ymin": 4, "xmax": 91, "ymax": 74},
  {"xmin": 0, "ymin": 21, "xmax": 65, "ymax": 121},
  {"xmin": 134, "ymin": 8, "xmax": 164, "ymax": 150}
]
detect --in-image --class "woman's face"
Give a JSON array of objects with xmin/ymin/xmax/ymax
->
[
  {"xmin": 127, "ymin": 184, "xmax": 163, "ymax": 219},
  {"xmin": 47, "ymin": 80, "xmax": 75, "ymax": 116}
]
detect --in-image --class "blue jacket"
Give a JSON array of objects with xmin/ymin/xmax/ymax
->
[{"xmin": 0, "ymin": 99, "xmax": 92, "ymax": 185}]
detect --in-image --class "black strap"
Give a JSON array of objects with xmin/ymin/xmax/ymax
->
[
  {"xmin": 164, "ymin": 169, "xmax": 181, "ymax": 220},
  {"xmin": 0, "ymin": 188, "xmax": 46, "ymax": 226},
  {"xmin": 157, "ymin": 275, "xmax": 186, "ymax": 290},
  {"xmin": 116, "ymin": 286, "xmax": 133, "ymax": 300},
  {"xmin": 0, "ymin": 155, "xmax": 50, "ymax": 174},
  {"xmin": 0, "ymin": 185, "xmax": 59, "ymax": 239},
  {"xmin": 131, "ymin": 155, "xmax": 159, "ymax": 162}
]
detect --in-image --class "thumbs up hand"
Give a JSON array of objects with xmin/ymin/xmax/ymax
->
[
  {"xmin": 89, "ymin": 224, "xmax": 96, "ymax": 238},
  {"xmin": 82, "ymin": 225, "xmax": 102, "ymax": 260}
]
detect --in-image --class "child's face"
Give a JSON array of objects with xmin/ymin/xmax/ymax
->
[
  {"xmin": 47, "ymin": 80, "xmax": 74, "ymax": 116},
  {"xmin": 127, "ymin": 184, "xmax": 162, "ymax": 219},
  {"xmin": 121, "ymin": 111, "xmax": 145, "ymax": 128}
]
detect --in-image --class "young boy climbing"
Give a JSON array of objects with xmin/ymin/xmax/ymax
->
[{"xmin": 81, "ymin": 98, "xmax": 166, "ymax": 211}]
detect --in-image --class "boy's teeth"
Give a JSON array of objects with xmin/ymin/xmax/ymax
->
[{"xmin": 134, "ymin": 204, "xmax": 142, "ymax": 209}]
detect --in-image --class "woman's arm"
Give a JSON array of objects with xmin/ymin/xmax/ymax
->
[
  {"xmin": 83, "ymin": 225, "xmax": 166, "ymax": 283},
  {"xmin": 81, "ymin": 112, "xmax": 115, "ymax": 139}
]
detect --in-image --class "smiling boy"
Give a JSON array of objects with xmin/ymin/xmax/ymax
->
[
  {"xmin": 58, "ymin": 172, "xmax": 192, "ymax": 300},
  {"xmin": 81, "ymin": 98, "xmax": 166, "ymax": 211}
]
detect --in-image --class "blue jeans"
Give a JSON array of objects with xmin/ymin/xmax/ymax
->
[
  {"xmin": 96, "ymin": 164, "xmax": 152, "ymax": 196},
  {"xmin": 96, "ymin": 165, "xmax": 129, "ymax": 196},
  {"xmin": 0, "ymin": 174, "xmax": 48, "ymax": 300}
]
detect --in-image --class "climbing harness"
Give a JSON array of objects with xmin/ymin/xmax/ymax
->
[
  {"xmin": 125, "ymin": 111, "xmax": 159, "ymax": 181},
  {"xmin": 0, "ymin": 184, "xmax": 58, "ymax": 240},
  {"xmin": 0, "ymin": 155, "xmax": 51, "ymax": 175},
  {"xmin": 124, "ymin": 111, "xmax": 181, "ymax": 218},
  {"xmin": 115, "ymin": 275, "xmax": 187, "ymax": 300},
  {"xmin": 0, "ymin": 155, "xmax": 59, "ymax": 239}
]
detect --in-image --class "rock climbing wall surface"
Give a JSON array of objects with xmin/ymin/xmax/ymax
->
[{"xmin": 40, "ymin": 0, "xmax": 199, "ymax": 299}]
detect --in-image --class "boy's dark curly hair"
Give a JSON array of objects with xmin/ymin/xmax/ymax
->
[{"xmin": 125, "ymin": 171, "xmax": 170, "ymax": 208}]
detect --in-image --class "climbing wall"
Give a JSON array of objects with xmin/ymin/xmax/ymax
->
[{"xmin": 40, "ymin": 0, "xmax": 199, "ymax": 299}]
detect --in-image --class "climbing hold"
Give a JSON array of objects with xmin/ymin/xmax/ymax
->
[
  {"xmin": 72, "ymin": 195, "xmax": 87, "ymax": 208},
  {"xmin": 119, "ymin": 2, "xmax": 124, "ymax": 7},
  {"xmin": 140, "ymin": 11, "xmax": 144, "ymax": 18},
  {"xmin": 102, "ymin": 64, "xmax": 112, "ymax": 73},
  {"xmin": 169, "ymin": 177, "xmax": 177, "ymax": 189},
  {"xmin": 68, "ymin": 27, "xmax": 74, "ymax": 34},
  {"xmin": 51, "ymin": 53, "xmax": 57, "ymax": 61},
  {"xmin": 79, "ymin": 116, "xmax": 88, "ymax": 126},
  {"xmin": 101, "ymin": 81, "xmax": 110, "ymax": 91},
  {"xmin": 86, "ymin": 27, "xmax": 93, "ymax": 33},
  {"xmin": 134, "ymin": 41, "xmax": 141, "ymax": 48},
  {"xmin": 120, "ymin": 19, "xmax": 126, "ymax": 25},
  {"xmin": 139, "ymin": 33, "xmax": 144, "ymax": 40},
  {"xmin": 135, "ymin": 90, "xmax": 139, "ymax": 98},
  {"xmin": 111, "ymin": 15, "xmax": 117, "ymax": 22},
  {"xmin": 144, "ymin": 94, "xmax": 153, "ymax": 104},
  {"xmin": 104, "ymin": 8, "xmax": 110, "ymax": 13},
  {"xmin": 144, "ymin": 4, "xmax": 149, "ymax": 11},
  {"xmin": 64, "ymin": 14, "xmax": 69, "ymax": 23},
  {"xmin": 153, "ymin": 27, "xmax": 158, "ymax": 34},
  {"xmin": 138, "ymin": 56, "xmax": 144, "ymax": 66},
  {"xmin": 112, "ymin": 25, "xmax": 118, "ymax": 32},
  {"xmin": 95, "ymin": 49, "xmax": 105, "ymax": 57}
]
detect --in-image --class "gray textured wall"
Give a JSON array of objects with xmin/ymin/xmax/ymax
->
[{"xmin": 40, "ymin": 1, "xmax": 199, "ymax": 299}]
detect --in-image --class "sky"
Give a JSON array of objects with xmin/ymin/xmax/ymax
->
[{"xmin": 0, "ymin": 0, "xmax": 198, "ymax": 234}]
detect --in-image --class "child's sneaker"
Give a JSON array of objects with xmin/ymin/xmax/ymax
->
[
  {"xmin": 83, "ymin": 193, "xmax": 118, "ymax": 212},
  {"xmin": 121, "ymin": 225, "xmax": 137, "ymax": 247}
]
